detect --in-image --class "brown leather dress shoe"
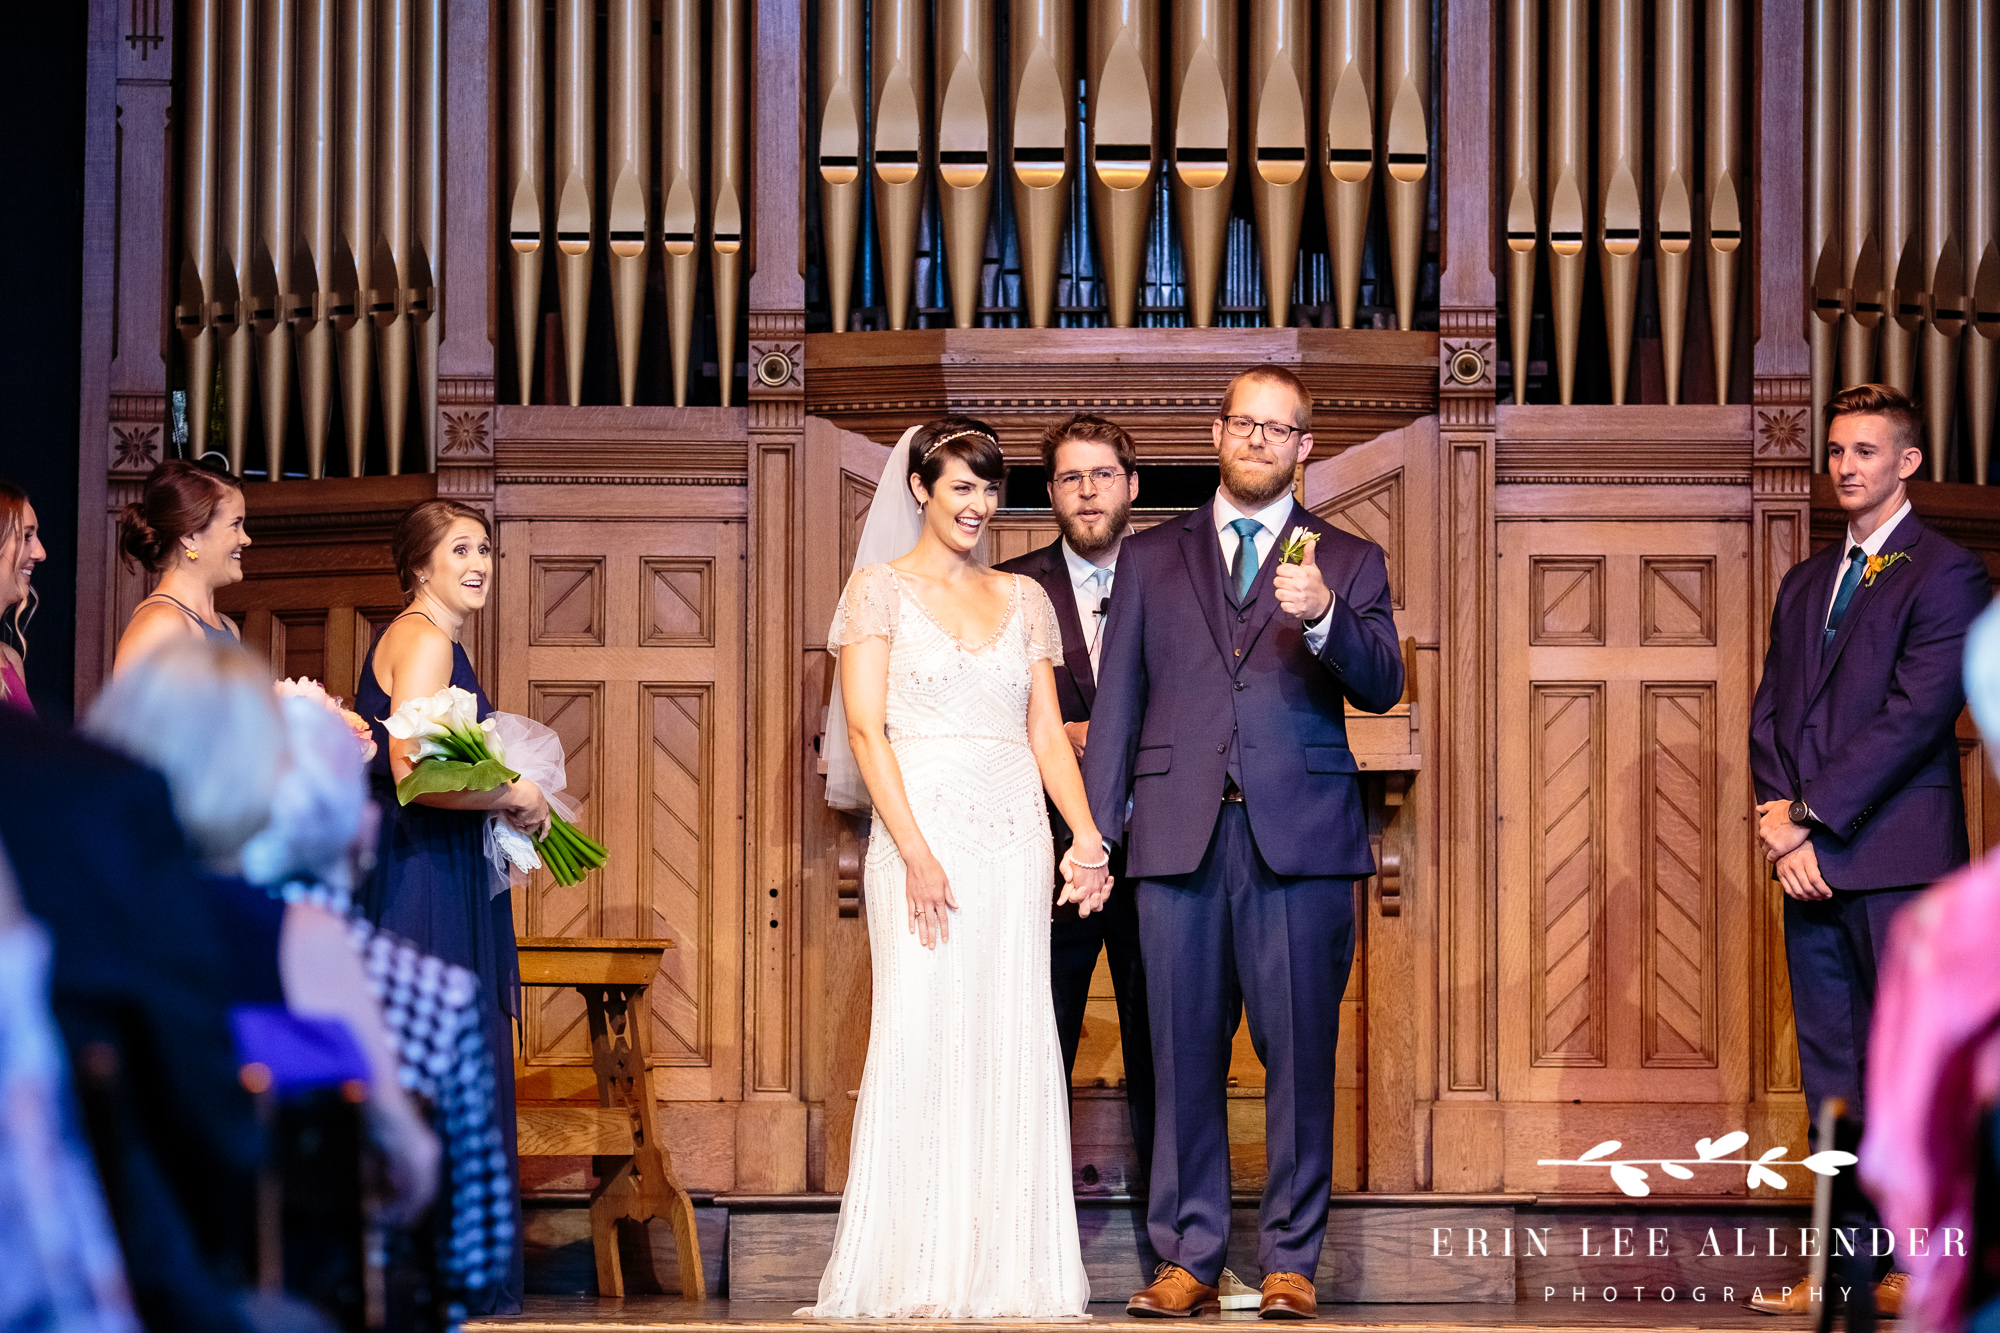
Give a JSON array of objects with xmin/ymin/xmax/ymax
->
[
  {"xmin": 1748, "ymin": 1272, "xmax": 1907, "ymax": 1318},
  {"xmin": 1259, "ymin": 1272, "xmax": 1318, "ymax": 1319},
  {"xmin": 1876, "ymin": 1271, "xmax": 1908, "ymax": 1318},
  {"xmin": 1127, "ymin": 1263, "xmax": 1221, "ymax": 1318}
]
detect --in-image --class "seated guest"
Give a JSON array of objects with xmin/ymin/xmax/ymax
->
[
  {"xmin": 82, "ymin": 637, "xmax": 438, "ymax": 1221},
  {"xmin": 112, "ymin": 459, "xmax": 248, "ymax": 673},
  {"xmin": 0, "ymin": 697, "xmax": 264, "ymax": 1329},
  {"xmin": 0, "ymin": 478, "xmax": 44, "ymax": 714}
]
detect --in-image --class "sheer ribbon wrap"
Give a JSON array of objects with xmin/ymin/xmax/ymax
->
[
  {"xmin": 481, "ymin": 712, "xmax": 581, "ymax": 894},
  {"xmin": 822, "ymin": 425, "xmax": 924, "ymax": 814}
]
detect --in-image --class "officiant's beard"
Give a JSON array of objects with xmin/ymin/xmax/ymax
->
[
  {"xmin": 1056, "ymin": 491, "xmax": 1132, "ymax": 559},
  {"xmin": 1220, "ymin": 448, "xmax": 1299, "ymax": 509}
]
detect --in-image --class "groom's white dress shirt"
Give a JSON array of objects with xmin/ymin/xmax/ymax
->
[
  {"xmin": 1825, "ymin": 498, "xmax": 1912, "ymax": 626},
  {"xmin": 1060, "ymin": 540, "xmax": 1115, "ymax": 681},
  {"xmin": 1212, "ymin": 490, "xmax": 1335, "ymax": 651}
]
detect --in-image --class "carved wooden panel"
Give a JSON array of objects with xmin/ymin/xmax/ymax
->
[
  {"xmin": 1641, "ymin": 557, "xmax": 1717, "ymax": 647},
  {"xmin": 1528, "ymin": 683, "xmax": 1606, "ymax": 1067},
  {"xmin": 522, "ymin": 682, "xmax": 605, "ymax": 1065},
  {"xmin": 644, "ymin": 683, "xmax": 713, "ymax": 1064},
  {"xmin": 1641, "ymin": 683, "xmax": 1718, "ymax": 1068},
  {"xmin": 529, "ymin": 556, "xmax": 605, "ymax": 646},
  {"xmin": 1529, "ymin": 557, "xmax": 1604, "ymax": 646},
  {"xmin": 641, "ymin": 558, "xmax": 715, "ymax": 647},
  {"xmin": 839, "ymin": 471, "xmax": 875, "ymax": 582},
  {"xmin": 1315, "ymin": 471, "xmax": 1404, "ymax": 608}
]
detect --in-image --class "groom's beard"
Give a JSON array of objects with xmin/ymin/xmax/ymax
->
[
  {"xmin": 1055, "ymin": 492, "xmax": 1133, "ymax": 559},
  {"xmin": 1220, "ymin": 447, "xmax": 1298, "ymax": 508}
]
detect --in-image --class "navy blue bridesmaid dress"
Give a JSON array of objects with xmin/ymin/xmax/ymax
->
[{"xmin": 355, "ymin": 624, "xmax": 523, "ymax": 1314}]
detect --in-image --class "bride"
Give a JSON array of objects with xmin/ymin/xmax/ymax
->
[{"xmin": 806, "ymin": 416, "xmax": 1114, "ymax": 1319}]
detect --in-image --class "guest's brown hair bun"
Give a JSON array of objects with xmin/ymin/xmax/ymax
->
[{"xmin": 117, "ymin": 459, "xmax": 241, "ymax": 572}]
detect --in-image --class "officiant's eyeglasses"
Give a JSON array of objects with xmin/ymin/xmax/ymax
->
[
  {"xmin": 1052, "ymin": 467, "xmax": 1132, "ymax": 493},
  {"xmin": 1222, "ymin": 414, "xmax": 1306, "ymax": 444}
]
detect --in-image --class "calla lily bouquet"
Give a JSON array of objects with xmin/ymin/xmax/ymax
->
[{"xmin": 384, "ymin": 686, "xmax": 609, "ymax": 887}]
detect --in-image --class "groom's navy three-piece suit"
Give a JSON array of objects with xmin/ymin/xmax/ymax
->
[{"xmin": 1084, "ymin": 498, "xmax": 1403, "ymax": 1283}]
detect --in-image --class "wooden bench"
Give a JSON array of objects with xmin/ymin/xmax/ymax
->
[{"xmin": 516, "ymin": 937, "xmax": 703, "ymax": 1299}]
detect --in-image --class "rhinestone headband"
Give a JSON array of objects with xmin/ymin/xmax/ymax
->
[{"xmin": 918, "ymin": 427, "xmax": 995, "ymax": 463}]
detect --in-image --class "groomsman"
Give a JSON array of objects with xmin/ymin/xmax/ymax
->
[
  {"xmin": 1084, "ymin": 367, "xmax": 1403, "ymax": 1319},
  {"xmin": 996, "ymin": 413, "xmax": 1155, "ymax": 1190},
  {"xmin": 1747, "ymin": 383, "xmax": 1990, "ymax": 1317}
]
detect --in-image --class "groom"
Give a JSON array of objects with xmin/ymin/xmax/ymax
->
[{"xmin": 1083, "ymin": 366, "xmax": 1403, "ymax": 1319}]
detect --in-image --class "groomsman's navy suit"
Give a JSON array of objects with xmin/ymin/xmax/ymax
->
[
  {"xmin": 1750, "ymin": 507, "xmax": 1990, "ymax": 1127},
  {"xmin": 1083, "ymin": 499, "xmax": 1403, "ymax": 1283},
  {"xmin": 995, "ymin": 536, "xmax": 1155, "ymax": 1187}
]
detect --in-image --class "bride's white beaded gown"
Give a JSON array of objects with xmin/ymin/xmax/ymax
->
[{"xmin": 805, "ymin": 563, "xmax": 1091, "ymax": 1319}]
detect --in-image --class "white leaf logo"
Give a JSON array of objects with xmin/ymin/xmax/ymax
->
[
  {"xmin": 1695, "ymin": 1132, "xmax": 1748, "ymax": 1160},
  {"xmin": 1758, "ymin": 1146, "xmax": 1788, "ymax": 1163},
  {"xmin": 1660, "ymin": 1161, "xmax": 1695, "ymax": 1180},
  {"xmin": 1747, "ymin": 1164, "xmax": 1788, "ymax": 1190},
  {"xmin": 1576, "ymin": 1140, "xmax": 1622, "ymax": 1162},
  {"xmin": 1609, "ymin": 1163, "xmax": 1652, "ymax": 1197},
  {"xmin": 1801, "ymin": 1150, "xmax": 1859, "ymax": 1176}
]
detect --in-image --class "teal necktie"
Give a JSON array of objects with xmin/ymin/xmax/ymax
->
[
  {"xmin": 1229, "ymin": 517, "xmax": 1263, "ymax": 600},
  {"xmin": 1825, "ymin": 544, "xmax": 1867, "ymax": 641}
]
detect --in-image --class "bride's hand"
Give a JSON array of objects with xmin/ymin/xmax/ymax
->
[
  {"xmin": 1059, "ymin": 833, "xmax": 1112, "ymax": 916},
  {"xmin": 905, "ymin": 847, "xmax": 958, "ymax": 949}
]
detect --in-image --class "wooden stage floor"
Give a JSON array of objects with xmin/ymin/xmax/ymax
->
[{"xmin": 467, "ymin": 1298, "xmax": 1815, "ymax": 1332}]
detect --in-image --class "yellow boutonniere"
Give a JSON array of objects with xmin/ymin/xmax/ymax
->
[{"xmin": 1862, "ymin": 550, "xmax": 1910, "ymax": 586}]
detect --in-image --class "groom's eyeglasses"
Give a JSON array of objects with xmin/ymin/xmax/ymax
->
[
  {"xmin": 1052, "ymin": 467, "xmax": 1132, "ymax": 494},
  {"xmin": 1222, "ymin": 414, "xmax": 1306, "ymax": 445}
]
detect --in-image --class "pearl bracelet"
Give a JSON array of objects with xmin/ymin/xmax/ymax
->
[{"xmin": 1067, "ymin": 849, "xmax": 1110, "ymax": 870}]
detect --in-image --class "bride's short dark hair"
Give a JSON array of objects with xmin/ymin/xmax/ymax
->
[{"xmin": 909, "ymin": 415, "xmax": 1005, "ymax": 493}]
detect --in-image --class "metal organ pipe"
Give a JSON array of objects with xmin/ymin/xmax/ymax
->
[
  {"xmin": 872, "ymin": 0, "xmax": 927, "ymax": 331},
  {"xmin": 414, "ymin": 0, "xmax": 440, "ymax": 466},
  {"xmin": 219, "ymin": 0, "xmax": 257, "ymax": 473},
  {"xmin": 1922, "ymin": 0, "xmax": 1963, "ymax": 475},
  {"xmin": 1597, "ymin": 0, "xmax": 1642, "ymax": 405},
  {"xmin": 1250, "ymin": 0, "xmax": 1309, "ymax": 327},
  {"xmin": 608, "ymin": 0, "xmax": 649, "ymax": 406},
  {"xmin": 663, "ymin": 0, "xmax": 702, "ymax": 403},
  {"xmin": 177, "ymin": 0, "xmax": 221, "ymax": 459},
  {"xmin": 818, "ymin": 0, "xmax": 863, "ymax": 333},
  {"xmin": 1322, "ymin": 0, "xmax": 1375, "ymax": 332},
  {"xmin": 377, "ymin": 0, "xmax": 415, "ymax": 474},
  {"xmin": 713, "ymin": 0, "xmax": 745, "ymax": 404},
  {"xmin": 1379, "ymin": 0, "xmax": 1427, "ymax": 331},
  {"xmin": 257, "ymin": 0, "xmax": 296, "ymax": 480},
  {"xmin": 1010, "ymin": 0, "xmax": 1072, "ymax": 329},
  {"xmin": 1809, "ymin": 0, "xmax": 1841, "ymax": 463},
  {"xmin": 554, "ymin": 0, "xmax": 593, "ymax": 406},
  {"xmin": 1705, "ymin": 0, "xmax": 1743, "ymax": 405},
  {"xmin": 937, "ymin": 0, "xmax": 995, "ymax": 329},
  {"xmin": 1502, "ymin": 0, "xmax": 1533, "ymax": 401},
  {"xmin": 505, "ymin": 0, "xmax": 542, "ymax": 405},
  {"xmin": 1881, "ymin": 0, "xmax": 1920, "ymax": 392},
  {"xmin": 1970, "ymin": 0, "xmax": 2000, "ymax": 482},
  {"xmin": 338, "ymin": 0, "xmax": 377, "ymax": 473},
  {"xmin": 1171, "ymin": 0, "xmax": 1235, "ymax": 327},
  {"xmin": 1089, "ymin": 0, "xmax": 1159, "ymax": 329},
  {"xmin": 1841, "ymin": 0, "xmax": 1882, "ymax": 389},
  {"xmin": 1655, "ymin": 0, "xmax": 1693, "ymax": 405},
  {"xmin": 1546, "ymin": 0, "xmax": 1587, "ymax": 404},
  {"xmin": 297, "ymin": 0, "xmax": 340, "ymax": 475}
]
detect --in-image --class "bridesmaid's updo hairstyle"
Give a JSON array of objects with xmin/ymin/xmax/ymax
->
[
  {"xmin": 117, "ymin": 458, "xmax": 242, "ymax": 572},
  {"xmin": 392, "ymin": 499, "xmax": 490, "ymax": 600},
  {"xmin": 908, "ymin": 415, "xmax": 1005, "ymax": 496}
]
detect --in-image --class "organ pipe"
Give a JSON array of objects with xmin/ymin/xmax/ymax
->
[
  {"xmin": 662, "ymin": 0, "xmax": 701, "ymax": 403},
  {"xmin": 1808, "ymin": 0, "xmax": 1841, "ymax": 464},
  {"xmin": 1841, "ymin": 0, "xmax": 1881, "ymax": 390},
  {"xmin": 1705, "ymin": 0, "xmax": 1743, "ymax": 405},
  {"xmin": 713, "ymin": 0, "xmax": 745, "ymax": 404},
  {"xmin": 377, "ymin": 0, "xmax": 415, "ymax": 474},
  {"xmin": 1546, "ymin": 0, "xmax": 1587, "ymax": 405},
  {"xmin": 607, "ymin": 0, "xmax": 649, "ymax": 406},
  {"xmin": 872, "ymin": 0, "xmax": 926, "ymax": 331},
  {"xmin": 219, "ymin": 0, "xmax": 257, "ymax": 473},
  {"xmin": 1170, "ymin": 0, "xmax": 1235, "ymax": 327},
  {"xmin": 1922, "ymin": 0, "xmax": 1962, "ymax": 475},
  {"xmin": 1321, "ymin": 0, "xmax": 1375, "ymax": 332},
  {"xmin": 1380, "ymin": 0, "xmax": 1427, "ymax": 331},
  {"xmin": 1970, "ymin": 0, "xmax": 2000, "ymax": 482},
  {"xmin": 505, "ymin": 0, "xmax": 543, "ymax": 406},
  {"xmin": 1010, "ymin": 0, "xmax": 1072, "ymax": 329},
  {"xmin": 297, "ymin": 0, "xmax": 342, "ymax": 476},
  {"xmin": 1502, "ymin": 0, "xmax": 1533, "ymax": 401},
  {"xmin": 1655, "ymin": 0, "xmax": 1693, "ymax": 405},
  {"xmin": 414, "ymin": 0, "xmax": 439, "ymax": 467},
  {"xmin": 818, "ymin": 0, "xmax": 863, "ymax": 332},
  {"xmin": 338, "ymin": 0, "xmax": 377, "ymax": 474},
  {"xmin": 1250, "ymin": 0, "xmax": 1309, "ymax": 328},
  {"xmin": 937, "ymin": 0, "xmax": 995, "ymax": 329},
  {"xmin": 176, "ymin": 0, "xmax": 220, "ymax": 459},
  {"xmin": 1597, "ymin": 0, "xmax": 1642, "ymax": 405},
  {"xmin": 554, "ymin": 0, "xmax": 593, "ymax": 406},
  {"xmin": 1880, "ymin": 0, "xmax": 1919, "ymax": 392},
  {"xmin": 256, "ymin": 0, "xmax": 296, "ymax": 480},
  {"xmin": 1088, "ymin": 0, "xmax": 1159, "ymax": 329}
]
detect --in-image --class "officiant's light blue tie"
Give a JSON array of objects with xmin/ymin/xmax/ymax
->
[
  {"xmin": 1825, "ymin": 544, "xmax": 1867, "ymax": 641},
  {"xmin": 1229, "ymin": 517, "xmax": 1263, "ymax": 600}
]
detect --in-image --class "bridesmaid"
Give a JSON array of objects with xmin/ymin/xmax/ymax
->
[
  {"xmin": 113, "ymin": 459, "xmax": 248, "ymax": 672},
  {"xmin": 357, "ymin": 499, "xmax": 544, "ymax": 1315},
  {"xmin": 0, "ymin": 480, "xmax": 45, "ymax": 714}
]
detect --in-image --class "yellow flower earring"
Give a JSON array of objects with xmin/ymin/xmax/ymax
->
[{"xmin": 184, "ymin": 547, "xmax": 199, "ymax": 561}]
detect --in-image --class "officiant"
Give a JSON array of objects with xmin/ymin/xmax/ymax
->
[{"xmin": 997, "ymin": 413, "xmax": 1156, "ymax": 1191}]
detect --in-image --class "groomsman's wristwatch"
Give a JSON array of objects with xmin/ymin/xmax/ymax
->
[{"xmin": 1788, "ymin": 799, "xmax": 1819, "ymax": 828}]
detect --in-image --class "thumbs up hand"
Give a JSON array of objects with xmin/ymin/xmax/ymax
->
[{"xmin": 1272, "ymin": 531, "xmax": 1331, "ymax": 623}]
